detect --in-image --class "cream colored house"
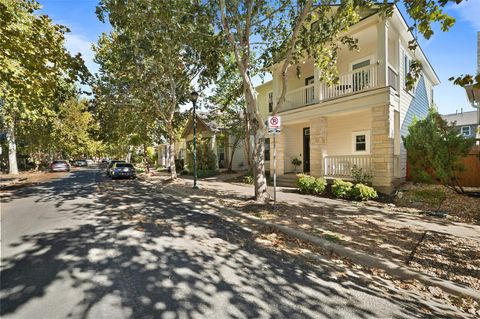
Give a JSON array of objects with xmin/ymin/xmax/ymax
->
[
  {"xmin": 256, "ymin": 4, "xmax": 439, "ymax": 192},
  {"xmin": 181, "ymin": 112, "xmax": 247, "ymax": 171}
]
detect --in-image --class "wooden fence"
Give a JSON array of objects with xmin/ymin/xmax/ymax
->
[{"xmin": 407, "ymin": 145, "xmax": 480, "ymax": 187}]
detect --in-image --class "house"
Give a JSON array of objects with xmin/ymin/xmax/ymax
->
[
  {"xmin": 442, "ymin": 110, "xmax": 479, "ymax": 140},
  {"xmin": 462, "ymin": 31, "xmax": 480, "ymax": 143},
  {"xmin": 181, "ymin": 112, "xmax": 247, "ymax": 171},
  {"xmin": 256, "ymin": 3, "xmax": 440, "ymax": 193}
]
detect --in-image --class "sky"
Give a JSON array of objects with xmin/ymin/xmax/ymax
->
[{"xmin": 38, "ymin": 0, "xmax": 480, "ymax": 115}]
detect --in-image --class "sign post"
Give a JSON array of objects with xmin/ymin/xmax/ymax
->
[{"xmin": 267, "ymin": 116, "xmax": 281, "ymax": 204}]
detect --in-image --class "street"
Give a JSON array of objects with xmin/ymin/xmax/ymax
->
[{"xmin": 0, "ymin": 168, "xmax": 462, "ymax": 318}]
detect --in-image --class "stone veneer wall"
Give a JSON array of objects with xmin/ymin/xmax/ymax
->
[{"xmin": 371, "ymin": 104, "xmax": 395, "ymax": 192}]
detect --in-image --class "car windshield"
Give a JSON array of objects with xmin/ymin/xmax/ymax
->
[{"xmin": 115, "ymin": 163, "xmax": 133, "ymax": 168}]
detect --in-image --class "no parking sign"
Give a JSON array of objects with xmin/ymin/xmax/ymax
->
[{"xmin": 268, "ymin": 115, "xmax": 281, "ymax": 133}]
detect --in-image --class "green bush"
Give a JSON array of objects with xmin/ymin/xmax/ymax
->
[
  {"xmin": 186, "ymin": 136, "xmax": 217, "ymax": 172},
  {"xmin": 350, "ymin": 164, "xmax": 372, "ymax": 184},
  {"xmin": 296, "ymin": 174, "xmax": 326, "ymax": 195},
  {"xmin": 180, "ymin": 169, "xmax": 189, "ymax": 175},
  {"xmin": 350, "ymin": 183, "xmax": 378, "ymax": 201},
  {"xmin": 331, "ymin": 179, "xmax": 353, "ymax": 199},
  {"xmin": 243, "ymin": 172, "xmax": 254, "ymax": 184}
]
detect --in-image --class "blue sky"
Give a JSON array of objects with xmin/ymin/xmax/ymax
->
[{"xmin": 38, "ymin": 0, "xmax": 479, "ymax": 115}]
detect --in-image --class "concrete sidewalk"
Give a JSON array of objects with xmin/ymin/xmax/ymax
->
[
  {"xmin": 149, "ymin": 176, "xmax": 480, "ymax": 302},
  {"xmin": 171, "ymin": 175, "xmax": 480, "ymax": 242}
]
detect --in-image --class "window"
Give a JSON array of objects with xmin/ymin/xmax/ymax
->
[
  {"xmin": 461, "ymin": 126, "xmax": 471, "ymax": 137},
  {"xmin": 264, "ymin": 138, "xmax": 270, "ymax": 161},
  {"xmin": 352, "ymin": 131, "xmax": 370, "ymax": 154},
  {"xmin": 268, "ymin": 92, "xmax": 273, "ymax": 113},
  {"xmin": 352, "ymin": 59, "xmax": 370, "ymax": 92}
]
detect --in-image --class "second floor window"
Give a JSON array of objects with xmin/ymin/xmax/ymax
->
[
  {"xmin": 268, "ymin": 92, "xmax": 273, "ymax": 113},
  {"xmin": 461, "ymin": 126, "xmax": 471, "ymax": 137}
]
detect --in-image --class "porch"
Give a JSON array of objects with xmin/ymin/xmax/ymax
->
[{"xmin": 268, "ymin": 107, "xmax": 402, "ymax": 192}]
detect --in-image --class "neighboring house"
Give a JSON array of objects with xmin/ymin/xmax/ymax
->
[
  {"xmin": 181, "ymin": 112, "xmax": 247, "ymax": 171},
  {"xmin": 463, "ymin": 31, "xmax": 480, "ymax": 143},
  {"xmin": 256, "ymin": 3, "xmax": 439, "ymax": 193},
  {"xmin": 442, "ymin": 110, "xmax": 479, "ymax": 139},
  {"xmin": 157, "ymin": 139, "xmax": 186, "ymax": 168}
]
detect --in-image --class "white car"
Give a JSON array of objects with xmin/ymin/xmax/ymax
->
[{"xmin": 86, "ymin": 159, "xmax": 94, "ymax": 166}]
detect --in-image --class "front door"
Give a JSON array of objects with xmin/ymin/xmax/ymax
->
[{"xmin": 303, "ymin": 127, "xmax": 310, "ymax": 173}]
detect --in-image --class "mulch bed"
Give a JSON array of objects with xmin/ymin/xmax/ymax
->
[{"xmin": 394, "ymin": 183, "xmax": 480, "ymax": 224}]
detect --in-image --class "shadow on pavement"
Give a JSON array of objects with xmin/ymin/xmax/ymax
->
[{"xmin": 0, "ymin": 169, "xmax": 465, "ymax": 318}]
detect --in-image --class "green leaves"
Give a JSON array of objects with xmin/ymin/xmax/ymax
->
[{"xmin": 402, "ymin": 109, "xmax": 475, "ymax": 193}]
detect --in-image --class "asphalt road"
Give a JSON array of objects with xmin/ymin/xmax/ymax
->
[{"xmin": 0, "ymin": 168, "xmax": 465, "ymax": 319}]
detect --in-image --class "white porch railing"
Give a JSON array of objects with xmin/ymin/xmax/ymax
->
[
  {"xmin": 324, "ymin": 155, "xmax": 372, "ymax": 178},
  {"xmin": 282, "ymin": 64, "xmax": 379, "ymax": 111},
  {"xmin": 284, "ymin": 83, "xmax": 315, "ymax": 110},
  {"xmin": 320, "ymin": 64, "xmax": 378, "ymax": 101}
]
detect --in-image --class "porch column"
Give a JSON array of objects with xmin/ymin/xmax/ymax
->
[
  {"xmin": 314, "ymin": 65, "xmax": 321, "ymax": 102},
  {"xmin": 309, "ymin": 117, "xmax": 327, "ymax": 177},
  {"xmin": 270, "ymin": 131, "xmax": 285, "ymax": 176},
  {"xmin": 377, "ymin": 18, "xmax": 389, "ymax": 87},
  {"xmin": 371, "ymin": 104, "xmax": 395, "ymax": 192}
]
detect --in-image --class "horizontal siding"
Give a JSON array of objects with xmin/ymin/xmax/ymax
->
[{"xmin": 326, "ymin": 109, "xmax": 372, "ymax": 156}]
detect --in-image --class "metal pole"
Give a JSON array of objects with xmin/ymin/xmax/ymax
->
[
  {"xmin": 273, "ymin": 132, "xmax": 277, "ymax": 204},
  {"xmin": 193, "ymin": 100, "xmax": 198, "ymax": 189}
]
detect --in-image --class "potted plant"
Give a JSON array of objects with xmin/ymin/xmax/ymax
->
[{"xmin": 291, "ymin": 157, "xmax": 302, "ymax": 173}]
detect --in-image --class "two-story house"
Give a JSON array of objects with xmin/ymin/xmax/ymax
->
[
  {"xmin": 442, "ymin": 110, "xmax": 479, "ymax": 140},
  {"xmin": 256, "ymin": 4, "xmax": 439, "ymax": 193}
]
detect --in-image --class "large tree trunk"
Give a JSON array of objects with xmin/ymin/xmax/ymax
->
[
  {"xmin": 243, "ymin": 111, "xmax": 253, "ymax": 171},
  {"xmin": 125, "ymin": 146, "xmax": 132, "ymax": 163},
  {"xmin": 143, "ymin": 144, "xmax": 150, "ymax": 174},
  {"xmin": 251, "ymin": 121, "xmax": 268, "ymax": 202},
  {"xmin": 6, "ymin": 121, "xmax": 19, "ymax": 175},
  {"xmin": 167, "ymin": 121, "xmax": 177, "ymax": 180}
]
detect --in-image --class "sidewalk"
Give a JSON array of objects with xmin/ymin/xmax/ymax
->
[{"xmin": 146, "ymin": 173, "xmax": 480, "ymax": 299}]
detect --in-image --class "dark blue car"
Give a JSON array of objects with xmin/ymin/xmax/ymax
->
[{"xmin": 111, "ymin": 162, "xmax": 136, "ymax": 179}]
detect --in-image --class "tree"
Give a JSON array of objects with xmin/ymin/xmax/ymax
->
[
  {"xmin": 95, "ymin": 0, "xmax": 222, "ymax": 179},
  {"xmin": 0, "ymin": 0, "xmax": 89, "ymax": 174},
  {"xmin": 403, "ymin": 109, "xmax": 475, "ymax": 193}
]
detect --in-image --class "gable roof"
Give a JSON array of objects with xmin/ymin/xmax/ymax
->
[
  {"xmin": 441, "ymin": 110, "xmax": 478, "ymax": 126},
  {"xmin": 181, "ymin": 111, "xmax": 225, "ymax": 138}
]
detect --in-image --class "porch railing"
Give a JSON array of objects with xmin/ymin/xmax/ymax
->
[
  {"xmin": 320, "ymin": 64, "xmax": 378, "ymax": 101},
  {"xmin": 324, "ymin": 155, "xmax": 372, "ymax": 178},
  {"xmin": 388, "ymin": 66, "xmax": 399, "ymax": 92},
  {"xmin": 283, "ymin": 64, "xmax": 379, "ymax": 111},
  {"xmin": 284, "ymin": 83, "xmax": 315, "ymax": 110}
]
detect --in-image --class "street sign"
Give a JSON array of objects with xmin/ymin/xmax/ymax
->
[{"xmin": 268, "ymin": 115, "xmax": 281, "ymax": 133}]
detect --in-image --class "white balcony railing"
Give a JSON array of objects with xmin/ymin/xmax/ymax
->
[
  {"xmin": 284, "ymin": 83, "xmax": 315, "ymax": 110},
  {"xmin": 320, "ymin": 64, "xmax": 378, "ymax": 101},
  {"xmin": 282, "ymin": 64, "xmax": 379, "ymax": 111},
  {"xmin": 324, "ymin": 155, "xmax": 372, "ymax": 178}
]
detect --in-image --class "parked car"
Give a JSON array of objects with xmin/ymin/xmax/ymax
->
[
  {"xmin": 86, "ymin": 159, "xmax": 94, "ymax": 166},
  {"xmin": 72, "ymin": 159, "xmax": 88, "ymax": 167},
  {"xmin": 107, "ymin": 160, "xmax": 126, "ymax": 176},
  {"xmin": 111, "ymin": 163, "xmax": 136, "ymax": 179},
  {"xmin": 50, "ymin": 160, "xmax": 71, "ymax": 172}
]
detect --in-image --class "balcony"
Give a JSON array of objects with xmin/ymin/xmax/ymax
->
[{"xmin": 283, "ymin": 64, "xmax": 380, "ymax": 111}]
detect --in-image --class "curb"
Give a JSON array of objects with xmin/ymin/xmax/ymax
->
[{"xmin": 163, "ymin": 185, "xmax": 480, "ymax": 301}]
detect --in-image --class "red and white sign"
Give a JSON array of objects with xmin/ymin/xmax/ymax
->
[{"xmin": 268, "ymin": 115, "xmax": 281, "ymax": 132}]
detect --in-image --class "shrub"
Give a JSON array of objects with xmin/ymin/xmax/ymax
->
[
  {"xmin": 297, "ymin": 174, "xmax": 326, "ymax": 195},
  {"xmin": 186, "ymin": 137, "xmax": 217, "ymax": 172},
  {"xmin": 180, "ymin": 169, "xmax": 189, "ymax": 175},
  {"xmin": 331, "ymin": 179, "xmax": 353, "ymax": 199},
  {"xmin": 175, "ymin": 158, "xmax": 185, "ymax": 171},
  {"xmin": 291, "ymin": 157, "xmax": 302, "ymax": 173},
  {"xmin": 350, "ymin": 164, "xmax": 372, "ymax": 184},
  {"xmin": 350, "ymin": 183, "xmax": 378, "ymax": 201},
  {"xmin": 243, "ymin": 173, "xmax": 254, "ymax": 184}
]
